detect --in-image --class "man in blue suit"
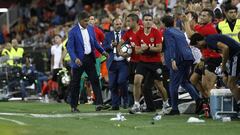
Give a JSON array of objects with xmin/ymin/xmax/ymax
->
[
  {"xmin": 161, "ymin": 16, "xmax": 201, "ymax": 115},
  {"xmin": 103, "ymin": 18, "xmax": 128, "ymax": 110},
  {"xmin": 67, "ymin": 12, "xmax": 109, "ymax": 112}
]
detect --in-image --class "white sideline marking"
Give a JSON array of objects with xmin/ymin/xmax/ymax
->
[
  {"xmin": 0, "ymin": 112, "xmax": 26, "ymax": 116},
  {"xmin": 0, "ymin": 112, "xmax": 130, "ymax": 118},
  {"xmin": 0, "ymin": 117, "xmax": 26, "ymax": 125}
]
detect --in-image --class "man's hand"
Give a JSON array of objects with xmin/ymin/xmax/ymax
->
[
  {"xmin": 119, "ymin": 50, "xmax": 129, "ymax": 58},
  {"xmin": 111, "ymin": 40, "xmax": 118, "ymax": 47},
  {"xmin": 171, "ymin": 60, "xmax": 178, "ymax": 71},
  {"xmin": 182, "ymin": 15, "xmax": 189, "ymax": 23},
  {"xmin": 102, "ymin": 51, "xmax": 109, "ymax": 58},
  {"xmin": 141, "ymin": 43, "xmax": 149, "ymax": 52},
  {"xmin": 75, "ymin": 58, "xmax": 82, "ymax": 67}
]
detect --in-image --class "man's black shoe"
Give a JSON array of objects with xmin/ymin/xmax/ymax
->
[
  {"xmin": 96, "ymin": 104, "xmax": 111, "ymax": 111},
  {"xmin": 108, "ymin": 106, "xmax": 120, "ymax": 111},
  {"xmin": 195, "ymin": 99, "xmax": 203, "ymax": 114},
  {"xmin": 71, "ymin": 108, "xmax": 80, "ymax": 113},
  {"xmin": 122, "ymin": 105, "xmax": 128, "ymax": 109},
  {"xmin": 166, "ymin": 110, "xmax": 180, "ymax": 115}
]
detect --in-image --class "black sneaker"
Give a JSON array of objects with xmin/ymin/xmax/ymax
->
[
  {"xmin": 122, "ymin": 105, "xmax": 128, "ymax": 109},
  {"xmin": 71, "ymin": 108, "xmax": 80, "ymax": 113},
  {"xmin": 108, "ymin": 106, "xmax": 120, "ymax": 111},
  {"xmin": 195, "ymin": 99, "xmax": 203, "ymax": 114},
  {"xmin": 166, "ymin": 110, "xmax": 180, "ymax": 115},
  {"xmin": 96, "ymin": 104, "xmax": 111, "ymax": 111}
]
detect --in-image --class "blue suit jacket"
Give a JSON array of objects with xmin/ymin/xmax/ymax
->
[
  {"xmin": 103, "ymin": 31, "xmax": 125, "ymax": 70},
  {"xmin": 163, "ymin": 28, "xmax": 194, "ymax": 69},
  {"xmin": 67, "ymin": 24, "xmax": 105, "ymax": 68}
]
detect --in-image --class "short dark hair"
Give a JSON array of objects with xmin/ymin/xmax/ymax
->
[
  {"xmin": 224, "ymin": 4, "xmax": 238, "ymax": 12},
  {"xmin": 78, "ymin": 12, "xmax": 90, "ymax": 20},
  {"xmin": 142, "ymin": 13, "xmax": 153, "ymax": 20},
  {"xmin": 165, "ymin": 8, "xmax": 172, "ymax": 13},
  {"xmin": 201, "ymin": 8, "xmax": 214, "ymax": 18},
  {"xmin": 190, "ymin": 33, "xmax": 204, "ymax": 45},
  {"xmin": 161, "ymin": 15, "xmax": 174, "ymax": 27},
  {"xmin": 127, "ymin": 13, "xmax": 139, "ymax": 23}
]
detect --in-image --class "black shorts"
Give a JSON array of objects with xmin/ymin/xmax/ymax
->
[
  {"xmin": 52, "ymin": 68, "xmax": 62, "ymax": 81},
  {"xmin": 129, "ymin": 61, "xmax": 138, "ymax": 84},
  {"xmin": 204, "ymin": 57, "xmax": 222, "ymax": 74},
  {"xmin": 135, "ymin": 62, "xmax": 163, "ymax": 81},
  {"xmin": 227, "ymin": 53, "xmax": 240, "ymax": 77}
]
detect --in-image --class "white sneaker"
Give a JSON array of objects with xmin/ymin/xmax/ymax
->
[
  {"xmin": 140, "ymin": 103, "xmax": 147, "ymax": 111},
  {"xmin": 44, "ymin": 95, "xmax": 49, "ymax": 103},
  {"xmin": 129, "ymin": 104, "xmax": 141, "ymax": 114},
  {"xmin": 162, "ymin": 101, "xmax": 171, "ymax": 114}
]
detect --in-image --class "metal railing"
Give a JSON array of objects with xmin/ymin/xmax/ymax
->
[{"xmin": 0, "ymin": 5, "xmax": 19, "ymax": 32}]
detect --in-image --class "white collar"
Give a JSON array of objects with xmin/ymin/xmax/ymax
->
[
  {"xmin": 114, "ymin": 31, "xmax": 121, "ymax": 34},
  {"xmin": 79, "ymin": 23, "xmax": 87, "ymax": 30}
]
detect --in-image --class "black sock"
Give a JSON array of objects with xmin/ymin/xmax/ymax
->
[{"xmin": 202, "ymin": 97, "xmax": 209, "ymax": 104}]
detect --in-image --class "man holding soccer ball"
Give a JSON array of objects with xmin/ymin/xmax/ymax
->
[{"xmin": 103, "ymin": 18, "xmax": 129, "ymax": 110}]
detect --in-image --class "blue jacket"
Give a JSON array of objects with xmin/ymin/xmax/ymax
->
[
  {"xmin": 103, "ymin": 31, "xmax": 126, "ymax": 70},
  {"xmin": 67, "ymin": 24, "xmax": 105, "ymax": 68},
  {"xmin": 163, "ymin": 28, "xmax": 194, "ymax": 69}
]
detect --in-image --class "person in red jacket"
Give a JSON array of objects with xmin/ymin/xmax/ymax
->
[{"xmin": 89, "ymin": 15, "xmax": 105, "ymax": 76}]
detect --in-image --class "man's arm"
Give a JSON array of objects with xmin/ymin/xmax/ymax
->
[
  {"xmin": 148, "ymin": 43, "xmax": 161, "ymax": 53},
  {"xmin": 93, "ymin": 32, "xmax": 109, "ymax": 58},
  {"xmin": 50, "ymin": 47, "xmax": 54, "ymax": 71},
  {"xmin": 102, "ymin": 32, "xmax": 113, "ymax": 52},
  {"xmin": 164, "ymin": 31, "xmax": 177, "ymax": 61},
  {"xmin": 135, "ymin": 42, "xmax": 148, "ymax": 54},
  {"xmin": 66, "ymin": 31, "xmax": 77, "ymax": 62},
  {"xmin": 216, "ymin": 42, "xmax": 229, "ymax": 71},
  {"xmin": 182, "ymin": 15, "xmax": 196, "ymax": 38},
  {"xmin": 92, "ymin": 28, "xmax": 105, "ymax": 54},
  {"xmin": 164, "ymin": 31, "xmax": 178, "ymax": 70}
]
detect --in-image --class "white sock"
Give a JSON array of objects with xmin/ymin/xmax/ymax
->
[
  {"xmin": 163, "ymin": 99, "xmax": 169, "ymax": 105},
  {"xmin": 134, "ymin": 101, "xmax": 140, "ymax": 107}
]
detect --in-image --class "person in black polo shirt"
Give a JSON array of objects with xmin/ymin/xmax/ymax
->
[{"xmin": 190, "ymin": 33, "xmax": 240, "ymax": 112}]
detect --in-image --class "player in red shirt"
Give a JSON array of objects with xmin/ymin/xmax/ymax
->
[
  {"xmin": 120, "ymin": 13, "xmax": 142, "ymax": 107},
  {"xmin": 127, "ymin": 13, "xmax": 168, "ymax": 113},
  {"xmin": 184, "ymin": 9, "xmax": 222, "ymax": 116}
]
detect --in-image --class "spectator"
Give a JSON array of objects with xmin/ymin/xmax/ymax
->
[
  {"xmin": 51, "ymin": 34, "xmax": 63, "ymax": 82},
  {"xmin": 217, "ymin": 4, "xmax": 240, "ymax": 42}
]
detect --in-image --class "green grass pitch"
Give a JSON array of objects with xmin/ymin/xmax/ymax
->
[{"xmin": 0, "ymin": 102, "xmax": 239, "ymax": 135}]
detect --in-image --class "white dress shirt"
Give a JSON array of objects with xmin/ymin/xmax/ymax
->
[
  {"xmin": 51, "ymin": 44, "xmax": 63, "ymax": 69},
  {"xmin": 113, "ymin": 31, "xmax": 124, "ymax": 61},
  {"xmin": 79, "ymin": 24, "xmax": 91, "ymax": 54}
]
